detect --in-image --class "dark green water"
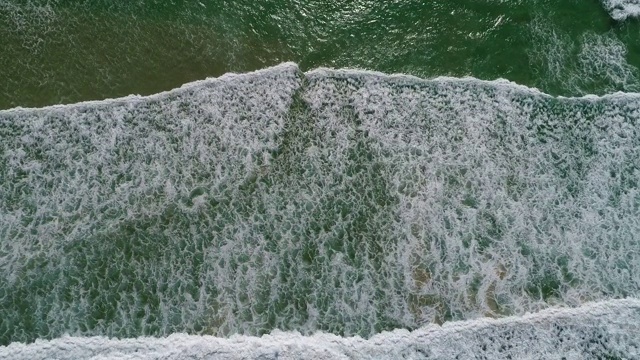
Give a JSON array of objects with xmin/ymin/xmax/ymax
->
[
  {"xmin": 2, "ymin": 0, "xmax": 640, "ymax": 110},
  {"xmin": 1, "ymin": 0, "xmax": 640, "ymax": 356}
]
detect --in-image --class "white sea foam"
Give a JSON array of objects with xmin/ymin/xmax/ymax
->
[
  {"xmin": 527, "ymin": 17, "xmax": 640, "ymax": 95},
  {"xmin": 578, "ymin": 32, "xmax": 640, "ymax": 93},
  {"xmin": 1, "ymin": 298, "xmax": 639, "ymax": 359},
  {"xmin": 1, "ymin": 63, "xmax": 640, "ymax": 353},
  {"xmin": 601, "ymin": 0, "xmax": 640, "ymax": 20}
]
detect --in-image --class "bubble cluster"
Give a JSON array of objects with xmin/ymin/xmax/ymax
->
[
  {"xmin": 601, "ymin": 0, "xmax": 640, "ymax": 21},
  {"xmin": 1, "ymin": 63, "xmax": 639, "ymax": 347}
]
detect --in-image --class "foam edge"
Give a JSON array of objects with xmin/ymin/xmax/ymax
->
[
  {"xmin": 3, "ymin": 62, "xmax": 640, "ymax": 115},
  {"xmin": 1, "ymin": 298, "xmax": 639, "ymax": 360}
]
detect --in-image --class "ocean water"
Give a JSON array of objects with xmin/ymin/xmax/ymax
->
[
  {"xmin": 2, "ymin": 0, "xmax": 640, "ymax": 110},
  {"xmin": 1, "ymin": 1, "xmax": 640, "ymax": 359}
]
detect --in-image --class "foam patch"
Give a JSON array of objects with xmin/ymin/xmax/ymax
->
[
  {"xmin": 601, "ymin": 0, "xmax": 640, "ymax": 20},
  {"xmin": 1, "ymin": 63, "xmax": 640, "ymax": 352},
  {"xmin": 1, "ymin": 299, "xmax": 639, "ymax": 359}
]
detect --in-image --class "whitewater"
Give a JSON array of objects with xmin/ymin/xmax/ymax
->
[
  {"xmin": 1, "ymin": 63, "xmax": 640, "ymax": 358},
  {"xmin": 1, "ymin": 299, "xmax": 638, "ymax": 359},
  {"xmin": 602, "ymin": 0, "xmax": 640, "ymax": 20}
]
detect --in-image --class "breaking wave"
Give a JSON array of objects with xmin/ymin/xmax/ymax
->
[
  {"xmin": 2, "ymin": 299, "xmax": 639, "ymax": 359},
  {"xmin": 1, "ymin": 63, "xmax": 640, "ymax": 357}
]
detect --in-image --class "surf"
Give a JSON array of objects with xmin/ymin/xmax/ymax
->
[
  {"xmin": 1, "ymin": 63, "xmax": 639, "ymax": 357},
  {"xmin": 1, "ymin": 298, "xmax": 639, "ymax": 359}
]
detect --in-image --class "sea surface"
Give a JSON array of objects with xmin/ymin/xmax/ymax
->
[{"xmin": 1, "ymin": 1, "xmax": 640, "ymax": 359}]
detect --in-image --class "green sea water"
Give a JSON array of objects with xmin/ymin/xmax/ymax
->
[
  {"xmin": 1, "ymin": 0, "xmax": 640, "ymax": 356},
  {"xmin": 2, "ymin": 0, "xmax": 640, "ymax": 110}
]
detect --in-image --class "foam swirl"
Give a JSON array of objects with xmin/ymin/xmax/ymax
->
[{"xmin": 1, "ymin": 64, "xmax": 639, "ymax": 355}]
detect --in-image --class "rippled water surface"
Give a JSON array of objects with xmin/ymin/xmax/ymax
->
[{"xmin": 1, "ymin": 1, "xmax": 640, "ymax": 359}]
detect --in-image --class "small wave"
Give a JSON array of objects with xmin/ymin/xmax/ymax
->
[{"xmin": 1, "ymin": 299, "xmax": 639, "ymax": 359}]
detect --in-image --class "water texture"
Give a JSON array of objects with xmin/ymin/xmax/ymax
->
[
  {"xmin": 1, "ymin": 0, "xmax": 640, "ymax": 358},
  {"xmin": 2, "ymin": 63, "xmax": 640, "ymax": 348},
  {"xmin": 602, "ymin": 0, "xmax": 640, "ymax": 20},
  {"xmin": 2, "ymin": 299, "xmax": 639, "ymax": 359},
  {"xmin": 2, "ymin": 0, "xmax": 640, "ymax": 109}
]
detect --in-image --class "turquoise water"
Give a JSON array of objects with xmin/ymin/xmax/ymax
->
[{"xmin": 1, "ymin": 1, "xmax": 640, "ymax": 357}]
